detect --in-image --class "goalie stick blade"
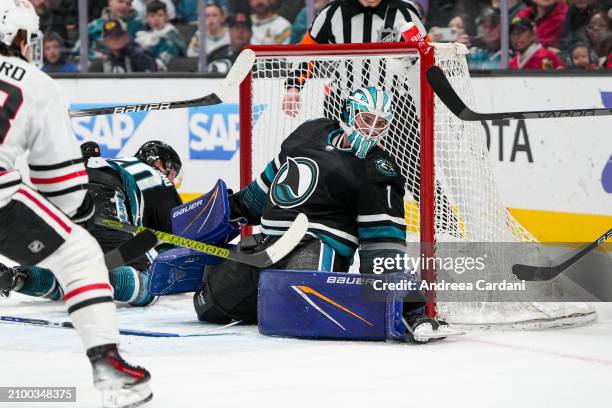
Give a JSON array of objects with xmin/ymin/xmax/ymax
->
[
  {"xmin": 68, "ymin": 49, "xmax": 256, "ymax": 118},
  {"xmin": 103, "ymin": 230, "xmax": 158, "ymax": 270},
  {"xmin": 95, "ymin": 212, "xmax": 309, "ymax": 268},
  {"xmin": 426, "ymin": 66, "xmax": 612, "ymax": 121},
  {"xmin": 512, "ymin": 227, "xmax": 612, "ymax": 281},
  {"xmin": 214, "ymin": 48, "xmax": 256, "ymax": 102},
  {"xmin": 425, "ymin": 66, "xmax": 475, "ymax": 120},
  {"xmin": 511, "ymin": 264, "xmax": 561, "ymax": 282}
]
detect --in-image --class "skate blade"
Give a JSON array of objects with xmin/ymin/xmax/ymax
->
[
  {"xmin": 102, "ymin": 383, "xmax": 153, "ymax": 408},
  {"xmin": 413, "ymin": 324, "xmax": 465, "ymax": 342}
]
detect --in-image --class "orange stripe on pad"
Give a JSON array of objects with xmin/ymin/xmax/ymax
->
[{"xmin": 296, "ymin": 285, "xmax": 373, "ymax": 326}]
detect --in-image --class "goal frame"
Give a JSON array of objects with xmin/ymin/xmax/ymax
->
[{"xmin": 239, "ymin": 41, "xmax": 446, "ymax": 318}]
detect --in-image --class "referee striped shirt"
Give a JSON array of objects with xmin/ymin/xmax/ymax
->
[
  {"xmin": 304, "ymin": 0, "xmax": 425, "ymax": 45},
  {"xmin": 287, "ymin": 0, "xmax": 426, "ymax": 91}
]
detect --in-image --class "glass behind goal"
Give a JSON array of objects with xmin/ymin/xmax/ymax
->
[{"xmin": 239, "ymin": 42, "xmax": 596, "ymax": 329}]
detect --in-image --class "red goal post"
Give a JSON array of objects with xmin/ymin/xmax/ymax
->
[{"xmin": 239, "ymin": 42, "xmax": 438, "ymax": 316}]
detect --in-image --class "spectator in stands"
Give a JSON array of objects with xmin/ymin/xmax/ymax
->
[
  {"xmin": 425, "ymin": 0, "xmax": 488, "ymax": 30},
  {"xmin": 566, "ymin": 41, "xmax": 600, "ymax": 69},
  {"xmin": 209, "ymin": 12, "xmax": 253, "ymax": 73},
  {"xmin": 467, "ymin": 8, "xmax": 503, "ymax": 70},
  {"xmin": 491, "ymin": 0, "xmax": 525, "ymax": 20},
  {"xmin": 100, "ymin": 18, "xmax": 158, "ymax": 72},
  {"xmin": 132, "ymin": 0, "xmax": 176, "ymax": 20},
  {"xmin": 428, "ymin": 13, "xmax": 475, "ymax": 44},
  {"xmin": 517, "ymin": 0, "xmax": 568, "ymax": 49},
  {"xmin": 42, "ymin": 31, "xmax": 79, "ymax": 73},
  {"xmin": 175, "ymin": 0, "xmax": 233, "ymax": 23},
  {"xmin": 175, "ymin": 0, "xmax": 198, "ymax": 22},
  {"xmin": 187, "ymin": 3, "xmax": 230, "ymax": 57},
  {"xmin": 559, "ymin": 0, "xmax": 600, "ymax": 51},
  {"xmin": 585, "ymin": 9, "xmax": 612, "ymax": 66},
  {"xmin": 31, "ymin": 0, "xmax": 77, "ymax": 43},
  {"xmin": 509, "ymin": 16, "xmax": 564, "ymax": 70},
  {"xmin": 290, "ymin": 0, "xmax": 329, "ymax": 44},
  {"xmin": 135, "ymin": 1, "xmax": 186, "ymax": 70},
  {"xmin": 249, "ymin": 0, "xmax": 292, "ymax": 45},
  {"xmin": 83, "ymin": 0, "xmax": 145, "ymax": 58},
  {"xmin": 276, "ymin": 0, "xmax": 306, "ymax": 25}
]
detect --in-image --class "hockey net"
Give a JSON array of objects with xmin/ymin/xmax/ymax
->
[{"xmin": 239, "ymin": 42, "xmax": 596, "ymax": 329}]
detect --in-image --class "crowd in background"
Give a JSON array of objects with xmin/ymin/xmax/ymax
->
[{"xmin": 36, "ymin": 0, "xmax": 612, "ymax": 73}]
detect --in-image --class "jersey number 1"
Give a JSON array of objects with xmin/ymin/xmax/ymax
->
[{"xmin": 0, "ymin": 80, "xmax": 24, "ymax": 144}]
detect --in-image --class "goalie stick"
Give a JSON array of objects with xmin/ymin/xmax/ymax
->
[
  {"xmin": 0, "ymin": 315, "xmax": 241, "ymax": 337},
  {"xmin": 68, "ymin": 49, "xmax": 256, "ymax": 118},
  {"xmin": 512, "ymin": 227, "xmax": 612, "ymax": 281},
  {"xmin": 96, "ymin": 213, "xmax": 309, "ymax": 268},
  {"xmin": 104, "ymin": 229, "xmax": 158, "ymax": 270},
  {"xmin": 426, "ymin": 66, "xmax": 612, "ymax": 121}
]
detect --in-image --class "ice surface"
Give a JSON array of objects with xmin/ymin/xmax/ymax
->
[{"xmin": 1, "ymin": 293, "xmax": 611, "ymax": 408}]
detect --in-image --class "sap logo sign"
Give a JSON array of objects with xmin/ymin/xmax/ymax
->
[
  {"xmin": 600, "ymin": 91, "xmax": 612, "ymax": 108},
  {"xmin": 603, "ymin": 155, "xmax": 612, "ymax": 194},
  {"xmin": 70, "ymin": 104, "xmax": 148, "ymax": 157},
  {"xmin": 189, "ymin": 104, "xmax": 239, "ymax": 160},
  {"xmin": 599, "ymin": 93, "xmax": 611, "ymax": 194}
]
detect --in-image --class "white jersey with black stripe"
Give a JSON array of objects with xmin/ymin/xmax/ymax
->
[{"xmin": 0, "ymin": 55, "xmax": 87, "ymax": 217}]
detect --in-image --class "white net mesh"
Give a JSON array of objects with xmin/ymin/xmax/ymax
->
[{"xmin": 244, "ymin": 43, "xmax": 596, "ymax": 329}]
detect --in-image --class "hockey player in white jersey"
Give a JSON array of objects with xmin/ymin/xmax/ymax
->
[{"xmin": 0, "ymin": 2, "xmax": 152, "ymax": 407}]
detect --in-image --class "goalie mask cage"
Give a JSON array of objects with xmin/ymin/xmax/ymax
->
[{"xmin": 239, "ymin": 42, "xmax": 596, "ymax": 329}]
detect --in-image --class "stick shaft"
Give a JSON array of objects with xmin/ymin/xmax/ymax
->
[
  {"xmin": 0, "ymin": 316, "xmax": 237, "ymax": 337},
  {"xmin": 426, "ymin": 66, "xmax": 612, "ymax": 121},
  {"xmin": 513, "ymin": 227, "xmax": 612, "ymax": 281},
  {"xmin": 69, "ymin": 94, "xmax": 221, "ymax": 118}
]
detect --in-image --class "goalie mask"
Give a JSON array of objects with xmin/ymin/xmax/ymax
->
[
  {"xmin": 135, "ymin": 140, "xmax": 183, "ymax": 188},
  {"xmin": 0, "ymin": 0, "xmax": 43, "ymax": 68},
  {"xmin": 340, "ymin": 86, "xmax": 393, "ymax": 159}
]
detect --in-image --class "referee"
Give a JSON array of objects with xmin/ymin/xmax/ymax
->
[
  {"xmin": 283, "ymin": 0, "xmax": 426, "ymax": 116},
  {"xmin": 282, "ymin": 0, "xmax": 459, "ymax": 237}
]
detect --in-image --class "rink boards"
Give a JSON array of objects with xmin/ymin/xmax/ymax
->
[{"xmin": 36, "ymin": 73, "xmax": 612, "ymax": 245}]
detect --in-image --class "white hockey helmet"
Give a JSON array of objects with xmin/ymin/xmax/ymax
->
[{"xmin": 0, "ymin": 0, "xmax": 42, "ymax": 66}]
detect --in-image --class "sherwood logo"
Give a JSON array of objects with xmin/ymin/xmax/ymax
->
[
  {"xmin": 172, "ymin": 199, "xmax": 204, "ymax": 218},
  {"xmin": 113, "ymin": 103, "xmax": 171, "ymax": 114}
]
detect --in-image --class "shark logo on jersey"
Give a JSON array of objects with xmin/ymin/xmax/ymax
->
[
  {"xmin": 270, "ymin": 157, "xmax": 319, "ymax": 208},
  {"xmin": 374, "ymin": 158, "xmax": 398, "ymax": 177},
  {"xmin": 70, "ymin": 104, "xmax": 148, "ymax": 157}
]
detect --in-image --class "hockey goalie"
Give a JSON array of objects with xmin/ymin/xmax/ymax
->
[{"xmin": 153, "ymin": 86, "xmax": 461, "ymax": 343}]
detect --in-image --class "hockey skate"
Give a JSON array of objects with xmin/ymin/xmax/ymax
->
[
  {"xmin": 0, "ymin": 264, "xmax": 29, "ymax": 298},
  {"xmin": 87, "ymin": 344, "xmax": 153, "ymax": 408},
  {"xmin": 403, "ymin": 316, "xmax": 465, "ymax": 344}
]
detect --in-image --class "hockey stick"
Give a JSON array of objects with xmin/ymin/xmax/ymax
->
[
  {"xmin": 0, "ymin": 315, "xmax": 241, "ymax": 337},
  {"xmin": 426, "ymin": 66, "xmax": 612, "ymax": 121},
  {"xmin": 95, "ymin": 213, "xmax": 309, "ymax": 268},
  {"xmin": 104, "ymin": 229, "xmax": 158, "ymax": 270},
  {"xmin": 512, "ymin": 227, "xmax": 612, "ymax": 281},
  {"xmin": 68, "ymin": 49, "xmax": 256, "ymax": 118}
]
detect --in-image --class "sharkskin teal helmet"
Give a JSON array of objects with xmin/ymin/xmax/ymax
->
[{"xmin": 340, "ymin": 86, "xmax": 393, "ymax": 159}]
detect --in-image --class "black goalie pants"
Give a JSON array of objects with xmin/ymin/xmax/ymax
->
[{"xmin": 193, "ymin": 236, "xmax": 351, "ymax": 324}]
